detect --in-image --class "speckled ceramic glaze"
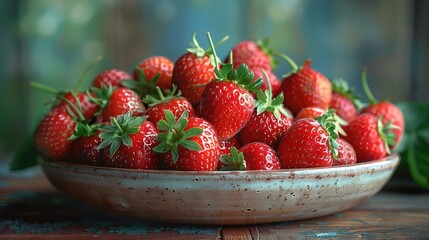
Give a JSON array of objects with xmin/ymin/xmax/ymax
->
[{"xmin": 41, "ymin": 154, "xmax": 399, "ymax": 225}]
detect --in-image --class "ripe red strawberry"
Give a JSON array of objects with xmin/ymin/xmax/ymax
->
[
  {"xmin": 144, "ymin": 86, "xmax": 195, "ymax": 124},
  {"xmin": 216, "ymin": 136, "xmax": 241, "ymax": 170},
  {"xmin": 219, "ymin": 143, "xmax": 280, "ymax": 171},
  {"xmin": 34, "ymin": 107, "xmax": 77, "ymax": 161},
  {"xmin": 359, "ymin": 70, "xmax": 404, "ymax": 146},
  {"xmin": 343, "ymin": 113, "xmax": 396, "ymax": 162},
  {"xmin": 277, "ymin": 110, "xmax": 339, "ymax": 168},
  {"xmin": 154, "ymin": 110, "xmax": 220, "ymax": 171},
  {"xmin": 226, "ymin": 39, "xmax": 274, "ymax": 71},
  {"xmin": 329, "ymin": 79, "xmax": 361, "ymax": 123},
  {"xmin": 172, "ymin": 33, "xmax": 227, "ymax": 106},
  {"xmin": 92, "ymin": 69, "xmax": 131, "ymax": 89},
  {"xmin": 69, "ymin": 123, "xmax": 105, "ymax": 166},
  {"xmin": 240, "ymin": 142, "xmax": 281, "ymax": 170},
  {"xmin": 198, "ymin": 32, "xmax": 261, "ymax": 141},
  {"xmin": 100, "ymin": 87, "xmax": 145, "ymax": 121},
  {"xmin": 133, "ymin": 56, "xmax": 174, "ymax": 91},
  {"xmin": 333, "ymin": 138, "xmax": 357, "ymax": 166},
  {"xmin": 239, "ymin": 70, "xmax": 293, "ymax": 148},
  {"xmin": 199, "ymin": 63, "xmax": 261, "ymax": 141},
  {"xmin": 98, "ymin": 113, "xmax": 160, "ymax": 169},
  {"xmin": 295, "ymin": 107, "xmax": 325, "ymax": 121},
  {"xmin": 278, "ymin": 56, "xmax": 332, "ymax": 115}
]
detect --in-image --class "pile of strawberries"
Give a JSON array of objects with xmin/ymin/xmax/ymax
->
[{"xmin": 33, "ymin": 32, "xmax": 404, "ymax": 171}]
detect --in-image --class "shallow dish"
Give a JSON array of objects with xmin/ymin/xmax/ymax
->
[{"xmin": 41, "ymin": 154, "xmax": 399, "ymax": 225}]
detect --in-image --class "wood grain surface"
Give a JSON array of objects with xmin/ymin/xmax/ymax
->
[{"xmin": 1, "ymin": 168, "xmax": 428, "ymax": 239}]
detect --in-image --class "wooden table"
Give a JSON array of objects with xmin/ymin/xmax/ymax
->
[{"xmin": 1, "ymin": 166, "xmax": 429, "ymax": 239}]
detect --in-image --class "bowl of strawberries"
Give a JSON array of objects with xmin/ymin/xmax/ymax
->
[{"xmin": 29, "ymin": 32, "xmax": 403, "ymax": 225}]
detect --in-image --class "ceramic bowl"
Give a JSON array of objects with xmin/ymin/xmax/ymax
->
[{"xmin": 41, "ymin": 154, "xmax": 399, "ymax": 225}]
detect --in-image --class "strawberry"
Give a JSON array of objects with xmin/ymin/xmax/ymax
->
[
  {"xmin": 216, "ymin": 136, "xmax": 241, "ymax": 170},
  {"xmin": 295, "ymin": 107, "xmax": 325, "ymax": 121},
  {"xmin": 278, "ymin": 55, "xmax": 332, "ymax": 115},
  {"xmin": 333, "ymin": 138, "xmax": 357, "ymax": 166},
  {"xmin": 34, "ymin": 89, "xmax": 97, "ymax": 161},
  {"xmin": 329, "ymin": 78, "xmax": 361, "ymax": 123},
  {"xmin": 226, "ymin": 39, "xmax": 275, "ymax": 71},
  {"xmin": 69, "ymin": 122, "xmax": 105, "ymax": 166},
  {"xmin": 122, "ymin": 56, "xmax": 174, "ymax": 98},
  {"xmin": 97, "ymin": 113, "xmax": 160, "ymax": 169},
  {"xmin": 219, "ymin": 136, "xmax": 241, "ymax": 156},
  {"xmin": 226, "ymin": 39, "xmax": 280, "ymax": 96},
  {"xmin": 34, "ymin": 107, "xmax": 77, "ymax": 161},
  {"xmin": 198, "ymin": 32, "xmax": 262, "ymax": 140},
  {"xmin": 359, "ymin": 69, "xmax": 404, "ymax": 146},
  {"xmin": 238, "ymin": 70, "xmax": 293, "ymax": 148},
  {"xmin": 343, "ymin": 113, "xmax": 396, "ymax": 162},
  {"xmin": 172, "ymin": 32, "xmax": 228, "ymax": 106},
  {"xmin": 199, "ymin": 64, "xmax": 260, "ymax": 141},
  {"xmin": 154, "ymin": 110, "xmax": 220, "ymax": 171},
  {"xmin": 144, "ymin": 85, "xmax": 195, "ymax": 124},
  {"xmin": 92, "ymin": 69, "xmax": 131, "ymax": 89},
  {"xmin": 219, "ymin": 143, "xmax": 281, "ymax": 171},
  {"xmin": 277, "ymin": 110, "xmax": 339, "ymax": 168},
  {"xmin": 135, "ymin": 56, "xmax": 173, "ymax": 90},
  {"xmin": 100, "ymin": 87, "xmax": 145, "ymax": 121}
]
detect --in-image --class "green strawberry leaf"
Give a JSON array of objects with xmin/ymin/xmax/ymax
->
[
  {"xmin": 396, "ymin": 101, "xmax": 429, "ymax": 190},
  {"xmin": 122, "ymin": 68, "xmax": 159, "ymax": 98},
  {"xmin": 96, "ymin": 112, "xmax": 146, "ymax": 158},
  {"xmin": 220, "ymin": 147, "xmax": 246, "ymax": 171},
  {"xmin": 9, "ymin": 135, "xmax": 39, "ymax": 171},
  {"xmin": 153, "ymin": 110, "xmax": 203, "ymax": 163}
]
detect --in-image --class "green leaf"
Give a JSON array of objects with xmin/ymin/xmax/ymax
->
[
  {"xmin": 171, "ymin": 146, "xmax": 179, "ymax": 163},
  {"xmin": 157, "ymin": 120, "xmax": 170, "ymax": 131},
  {"xmin": 256, "ymin": 90, "xmax": 267, "ymax": 103},
  {"xmin": 109, "ymin": 139, "xmax": 121, "ymax": 157},
  {"xmin": 177, "ymin": 117, "xmax": 188, "ymax": 131},
  {"xmin": 219, "ymin": 147, "xmax": 246, "ymax": 171},
  {"xmin": 183, "ymin": 127, "xmax": 203, "ymax": 138},
  {"xmin": 128, "ymin": 116, "xmax": 145, "ymax": 128},
  {"xmin": 153, "ymin": 142, "xmax": 170, "ymax": 154},
  {"xmin": 122, "ymin": 135, "xmax": 133, "ymax": 147},
  {"xmin": 165, "ymin": 110, "xmax": 176, "ymax": 127},
  {"xmin": 9, "ymin": 136, "xmax": 39, "ymax": 171},
  {"xmin": 181, "ymin": 140, "xmax": 202, "ymax": 151},
  {"xmin": 397, "ymin": 101, "xmax": 429, "ymax": 189}
]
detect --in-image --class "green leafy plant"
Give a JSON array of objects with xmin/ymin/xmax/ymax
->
[{"xmin": 395, "ymin": 101, "xmax": 429, "ymax": 190}]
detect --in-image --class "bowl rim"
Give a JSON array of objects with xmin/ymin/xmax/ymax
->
[{"xmin": 40, "ymin": 153, "xmax": 399, "ymax": 176}]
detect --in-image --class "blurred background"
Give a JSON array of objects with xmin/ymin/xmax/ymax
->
[{"xmin": 0, "ymin": 0, "xmax": 428, "ymax": 163}]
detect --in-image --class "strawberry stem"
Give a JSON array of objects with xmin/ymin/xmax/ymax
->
[
  {"xmin": 206, "ymin": 32, "xmax": 219, "ymax": 68},
  {"xmin": 229, "ymin": 50, "xmax": 233, "ymax": 65},
  {"xmin": 74, "ymin": 55, "xmax": 103, "ymax": 92},
  {"xmin": 58, "ymin": 95, "xmax": 86, "ymax": 122},
  {"xmin": 207, "ymin": 35, "xmax": 230, "ymax": 53},
  {"xmin": 274, "ymin": 52, "xmax": 299, "ymax": 71},
  {"xmin": 156, "ymin": 86, "xmax": 165, "ymax": 102},
  {"xmin": 261, "ymin": 69, "xmax": 273, "ymax": 97},
  {"xmin": 361, "ymin": 68, "xmax": 377, "ymax": 105},
  {"xmin": 29, "ymin": 81, "xmax": 59, "ymax": 95}
]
